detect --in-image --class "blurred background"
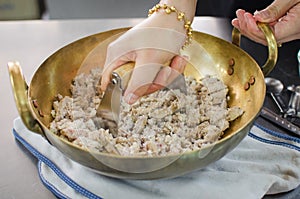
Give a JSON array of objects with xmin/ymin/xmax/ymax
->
[{"xmin": 0, "ymin": 0, "xmax": 273, "ymax": 20}]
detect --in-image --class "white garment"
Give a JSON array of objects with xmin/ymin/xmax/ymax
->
[{"xmin": 13, "ymin": 117, "xmax": 300, "ymax": 199}]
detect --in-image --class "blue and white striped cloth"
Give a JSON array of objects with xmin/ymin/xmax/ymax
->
[{"xmin": 13, "ymin": 117, "xmax": 300, "ymax": 199}]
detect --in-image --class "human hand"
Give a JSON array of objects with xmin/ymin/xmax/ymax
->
[
  {"xmin": 101, "ymin": 1, "xmax": 196, "ymax": 104},
  {"xmin": 232, "ymin": 0, "xmax": 300, "ymax": 45},
  {"xmin": 100, "ymin": 19, "xmax": 187, "ymax": 104}
]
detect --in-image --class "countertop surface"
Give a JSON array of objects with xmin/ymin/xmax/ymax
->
[{"xmin": 1, "ymin": 17, "xmax": 300, "ymax": 198}]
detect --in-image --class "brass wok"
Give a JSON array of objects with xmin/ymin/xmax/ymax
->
[{"xmin": 8, "ymin": 23, "xmax": 277, "ymax": 179}]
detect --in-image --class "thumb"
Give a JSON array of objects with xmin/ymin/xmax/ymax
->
[{"xmin": 254, "ymin": 0, "xmax": 291, "ymax": 22}]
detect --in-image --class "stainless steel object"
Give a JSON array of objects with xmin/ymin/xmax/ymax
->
[
  {"xmin": 286, "ymin": 85, "xmax": 300, "ymax": 117},
  {"xmin": 97, "ymin": 72, "xmax": 122, "ymax": 135},
  {"xmin": 287, "ymin": 84, "xmax": 296, "ymax": 92},
  {"xmin": 283, "ymin": 51, "xmax": 300, "ymax": 118},
  {"xmin": 260, "ymin": 107, "xmax": 300, "ymax": 137},
  {"xmin": 297, "ymin": 50, "xmax": 300, "ymax": 77},
  {"xmin": 265, "ymin": 77, "xmax": 286, "ymax": 114}
]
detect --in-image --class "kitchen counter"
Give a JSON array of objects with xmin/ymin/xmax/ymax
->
[{"xmin": 0, "ymin": 17, "xmax": 299, "ymax": 198}]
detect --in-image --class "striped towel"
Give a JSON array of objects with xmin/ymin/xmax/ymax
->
[{"xmin": 13, "ymin": 117, "xmax": 300, "ymax": 199}]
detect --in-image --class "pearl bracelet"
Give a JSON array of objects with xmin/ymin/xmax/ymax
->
[{"xmin": 148, "ymin": 4, "xmax": 193, "ymax": 48}]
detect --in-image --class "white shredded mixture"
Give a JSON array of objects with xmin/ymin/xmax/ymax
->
[{"xmin": 50, "ymin": 68, "xmax": 244, "ymax": 157}]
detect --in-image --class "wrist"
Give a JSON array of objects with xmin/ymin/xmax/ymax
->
[
  {"xmin": 148, "ymin": 3, "xmax": 193, "ymax": 47},
  {"xmin": 158, "ymin": 0, "xmax": 197, "ymax": 21}
]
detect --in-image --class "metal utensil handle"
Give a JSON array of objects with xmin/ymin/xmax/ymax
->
[
  {"xmin": 232, "ymin": 22, "xmax": 278, "ymax": 77},
  {"xmin": 297, "ymin": 49, "xmax": 300, "ymax": 77},
  {"xmin": 270, "ymin": 92, "xmax": 286, "ymax": 114},
  {"xmin": 111, "ymin": 72, "xmax": 123, "ymax": 90},
  {"xmin": 260, "ymin": 107, "xmax": 300, "ymax": 137}
]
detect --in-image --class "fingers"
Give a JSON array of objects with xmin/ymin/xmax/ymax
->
[
  {"xmin": 244, "ymin": 12, "xmax": 268, "ymax": 45},
  {"xmin": 145, "ymin": 66, "xmax": 171, "ymax": 95},
  {"xmin": 123, "ymin": 55, "xmax": 187, "ymax": 104},
  {"xmin": 102, "ymin": 49, "xmax": 186, "ymax": 105},
  {"xmin": 232, "ymin": 9, "xmax": 269, "ymax": 45},
  {"xmin": 123, "ymin": 63, "xmax": 162, "ymax": 104},
  {"xmin": 231, "ymin": 18, "xmax": 240, "ymax": 30},
  {"xmin": 232, "ymin": 1, "xmax": 300, "ymax": 45},
  {"xmin": 152, "ymin": 55, "xmax": 186, "ymax": 88},
  {"xmin": 146, "ymin": 55, "xmax": 187, "ymax": 95},
  {"xmin": 271, "ymin": 3, "xmax": 300, "ymax": 44},
  {"xmin": 169, "ymin": 55, "xmax": 187, "ymax": 74},
  {"xmin": 254, "ymin": 0, "xmax": 293, "ymax": 22}
]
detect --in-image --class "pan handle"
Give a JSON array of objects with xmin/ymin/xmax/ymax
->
[
  {"xmin": 232, "ymin": 22, "xmax": 278, "ymax": 76},
  {"xmin": 8, "ymin": 61, "xmax": 44, "ymax": 135}
]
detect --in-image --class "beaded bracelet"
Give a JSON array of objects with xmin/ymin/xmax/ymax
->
[{"xmin": 148, "ymin": 4, "xmax": 193, "ymax": 48}]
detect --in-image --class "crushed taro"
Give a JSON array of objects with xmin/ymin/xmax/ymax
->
[{"xmin": 50, "ymin": 68, "xmax": 244, "ymax": 157}]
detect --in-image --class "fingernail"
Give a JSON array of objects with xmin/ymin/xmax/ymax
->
[
  {"xmin": 124, "ymin": 93, "xmax": 139, "ymax": 104},
  {"xmin": 254, "ymin": 10, "xmax": 268, "ymax": 20},
  {"xmin": 231, "ymin": 18, "xmax": 239, "ymax": 26}
]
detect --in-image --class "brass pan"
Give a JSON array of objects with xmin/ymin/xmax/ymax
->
[{"xmin": 8, "ymin": 23, "xmax": 277, "ymax": 179}]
